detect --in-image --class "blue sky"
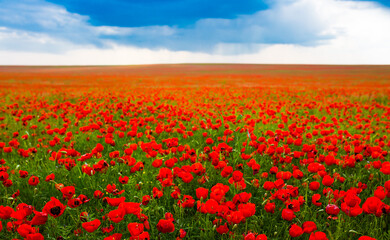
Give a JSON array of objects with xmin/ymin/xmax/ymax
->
[
  {"xmin": 46, "ymin": 0, "xmax": 270, "ymax": 27},
  {"xmin": 0, "ymin": 0, "xmax": 390, "ymax": 64},
  {"xmin": 44, "ymin": 0, "xmax": 390, "ymax": 27}
]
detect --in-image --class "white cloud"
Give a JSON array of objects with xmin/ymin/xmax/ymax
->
[
  {"xmin": 0, "ymin": 27, "xmax": 85, "ymax": 52},
  {"xmin": 94, "ymin": 26, "xmax": 176, "ymax": 37},
  {"xmin": 0, "ymin": 0, "xmax": 389, "ymax": 64},
  {"xmin": 0, "ymin": 0, "xmax": 88, "ymax": 31},
  {"xmin": 0, "ymin": 0, "xmax": 176, "ymax": 50}
]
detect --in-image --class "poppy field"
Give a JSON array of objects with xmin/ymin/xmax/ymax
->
[{"xmin": 1, "ymin": 64, "xmax": 390, "ymax": 240}]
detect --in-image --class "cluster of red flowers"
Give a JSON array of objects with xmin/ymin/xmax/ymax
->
[{"xmin": 0, "ymin": 65, "xmax": 390, "ymax": 239}]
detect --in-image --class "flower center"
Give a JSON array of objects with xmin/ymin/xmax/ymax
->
[{"xmin": 50, "ymin": 206, "xmax": 61, "ymax": 216}]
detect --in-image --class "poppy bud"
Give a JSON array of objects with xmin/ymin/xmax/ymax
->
[
  {"xmin": 289, "ymin": 224, "xmax": 303, "ymax": 238},
  {"xmin": 326, "ymin": 204, "xmax": 340, "ymax": 216},
  {"xmin": 282, "ymin": 209, "xmax": 295, "ymax": 221}
]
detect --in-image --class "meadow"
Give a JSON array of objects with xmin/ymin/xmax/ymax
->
[{"xmin": 0, "ymin": 64, "xmax": 390, "ymax": 240}]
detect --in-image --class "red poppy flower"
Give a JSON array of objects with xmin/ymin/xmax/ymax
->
[
  {"xmin": 341, "ymin": 202, "xmax": 363, "ymax": 217},
  {"xmin": 180, "ymin": 172, "xmax": 193, "ymax": 183},
  {"xmin": 11, "ymin": 189, "xmax": 20, "ymax": 199},
  {"xmin": 61, "ymin": 186, "xmax": 75, "ymax": 200},
  {"xmin": 264, "ymin": 202, "xmax": 275, "ymax": 214},
  {"xmin": 344, "ymin": 190, "xmax": 361, "ymax": 208},
  {"xmin": 31, "ymin": 211, "xmax": 48, "ymax": 225},
  {"xmin": 178, "ymin": 195, "xmax": 195, "ymax": 208},
  {"xmin": 385, "ymin": 180, "xmax": 390, "ymax": 192},
  {"xmin": 362, "ymin": 197, "xmax": 384, "ymax": 217},
  {"xmin": 322, "ymin": 175, "xmax": 334, "ymax": 186},
  {"xmin": 67, "ymin": 198, "xmax": 82, "ymax": 208},
  {"xmin": 2, "ymin": 179, "xmax": 13, "ymax": 187},
  {"xmin": 216, "ymin": 223, "xmax": 229, "ymax": 234},
  {"xmin": 119, "ymin": 176, "xmax": 129, "ymax": 184},
  {"xmin": 358, "ymin": 236, "xmax": 377, "ymax": 240},
  {"xmin": 191, "ymin": 162, "xmax": 205, "ymax": 176},
  {"xmin": 274, "ymin": 179, "xmax": 285, "ymax": 189},
  {"xmin": 256, "ymin": 234, "xmax": 268, "ymax": 240},
  {"xmin": 374, "ymin": 186, "xmax": 386, "ymax": 200},
  {"xmin": 156, "ymin": 219, "xmax": 175, "ymax": 233},
  {"xmin": 70, "ymin": 226, "xmax": 81, "ymax": 236},
  {"xmin": 45, "ymin": 173, "xmax": 55, "ymax": 182},
  {"xmin": 165, "ymin": 212, "xmax": 174, "ymax": 221},
  {"xmin": 380, "ymin": 162, "xmax": 390, "ymax": 175},
  {"xmin": 77, "ymin": 194, "xmax": 90, "ymax": 204},
  {"xmin": 221, "ymin": 166, "xmax": 233, "ymax": 178},
  {"xmin": 289, "ymin": 224, "xmax": 303, "ymax": 238},
  {"xmin": 55, "ymin": 183, "xmax": 64, "ymax": 191},
  {"xmin": 262, "ymin": 181, "xmax": 274, "ymax": 191},
  {"xmin": 179, "ymin": 228, "xmax": 187, "ymax": 238},
  {"xmin": 232, "ymin": 170, "xmax": 243, "ymax": 182},
  {"xmin": 282, "ymin": 209, "xmax": 295, "ymax": 221},
  {"xmin": 205, "ymin": 199, "xmax": 219, "ymax": 214},
  {"xmin": 0, "ymin": 205, "xmax": 14, "ymax": 219},
  {"xmin": 238, "ymin": 203, "xmax": 256, "ymax": 218},
  {"xmin": 142, "ymin": 195, "xmax": 151, "ymax": 206},
  {"xmin": 210, "ymin": 190, "xmax": 226, "ymax": 203},
  {"xmin": 227, "ymin": 211, "xmax": 244, "ymax": 224},
  {"xmin": 79, "ymin": 212, "xmax": 89, "ymax": 222},
  {"xmin": 28, "ymin": 176, "xmax": 40, "ymax": 186},
  {"xmin": 244, "ymin": 232, "xmax": 256, "ymax": 240},
  {"xmin": 302, "ymin": 221, "xmax": 317, "ymax": 233},
  {"xmin": 108, "ymin": 208, "xmax": 126, "ymax": 223},
  {"xmin": 26, "ymin": 233, "xmax": 44, "ymax": 240},
  {"xmin": 19, "ymin": 170, "xmax": 28, "ymax": 178},
  {"xmin": 104, "ymin": 233, "xmax": 123, "ymax": 240},
  {"xmin": 312, "ymin": 194, "xmax": 322, "ymax": 207},
  {"xmin": 309, "ymin": 231, "xmax": 329, "ymax": 240},
  {"xmin": 106, "ymin": 184, "xmax": 122, "ymax": 194},
  {"xmin": 17, "ymin": 224, "xmax": 36, "ymax": 238},
  {"xmin": 128, "ymin": 222, "xmax": 144, "ymax": 237},
  {"xmin": 11, "ymin": 207, "xmax": 28, "ymax": 221},
  {"xmin": 118, "ymin": 202, "xmax": 141, "ymax": 215},
  {"xmin": 153, "ymin": 187, "xmax": 164, "ymax": 199},
  {"xmin": 309, "ymin": 181, "xmax": 320, "ymax": 191},
  {"xmin": 152, "ymin": 159, "xmax": 163, "ymax": 168},
  {"xmin": 93, "ymin": 143, "xmax": 104, "ymax": 153},
  {"xmin": 42, "ymin": 197, "xmax": 66, "ymax": 218},
  {"xmin": 129, "ymin": 231, "xmax": 150, "ymax": 240},
  {"xmin": 292, "ymin": 169, "xmax": 303, "ymax": 179},
  {"xmin": 82, "ymin": 219, "xmax": 101, "ymax": 233},
  {"xmin": 233, "ymin": 192, "xmax": 252, "ymax": 204},
  {"xmin": 94, "ymin": 190, "xmax": 104, "ymax": 199},
  {"xmin": 105, "ymin": 197, "xmax": 126, "ymax": 207},
  {"xmin": 82, "ymin": 164, "xmax": 95, "ymax": 176}
]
